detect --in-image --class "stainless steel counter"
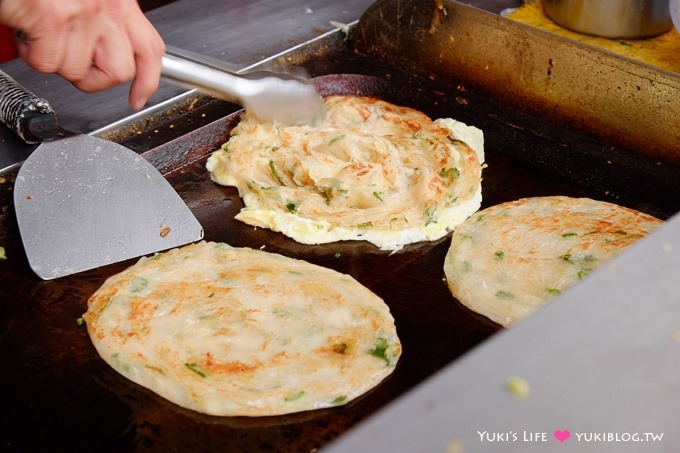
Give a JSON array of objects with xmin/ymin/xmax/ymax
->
[{"xmin": 325, "ymin": 214, "xmax": 680, "ymax": 453}]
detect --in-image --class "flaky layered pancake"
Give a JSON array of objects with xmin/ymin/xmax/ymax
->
[
  {"xmin": 444, "ymin": 196, "xmax": 663, "ymax": 327},
  {"xmin": 206, "ymin": 95, "xmax": 484, "ymax": 250},
  {"xmin": 84, "ymin": 241, "xmax": 401, "ymax": 416}
]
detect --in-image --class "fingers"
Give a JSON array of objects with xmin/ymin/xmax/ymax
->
[
  {"xmin": 72, "ymin": 11, "xmax": 135, "ymax": 93},
  {"xmin": 72, "ymin": 37, "xmax": 134, "ymax": 96},
  {"xmin": 5, "ymin": 0, "xmax": 87, "ymax": 73},
  {"xmin": 78, "ymin": 0, "xmax": 163, "ymax": 109},
  {"xmin": 126, "ymin": 9, "xmax": 164, "ymax": 110},
  {"xmin": 5, "ymin": 0, "xmax": 106, "ymax": 81},
  {"xmin": 17, "ymin": 27, "xmax": 67, "ymax": 74},
  {"xmin": 57, "ymin": 13, "xmax": 101, "ymax": 82},
  {"xmin": 1, "ymin": 0, "xmax": 164, "ymax": 110},
  {"xmin": 73, "ymin": 0, "xmax": 164, "ymax": 109}
]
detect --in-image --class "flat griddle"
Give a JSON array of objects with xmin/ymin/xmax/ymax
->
[{"xmin": 1, "ymin": 2, "xmax": 680, "ymax": 451}]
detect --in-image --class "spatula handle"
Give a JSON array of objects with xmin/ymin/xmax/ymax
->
[{"xmin": 0, "ymin": 69, "xmax": 58, "ymax": 144}]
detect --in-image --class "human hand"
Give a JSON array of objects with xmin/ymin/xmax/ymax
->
[{"xmin": 0, "ymin": 0, "xmax": 165, "ymax": 109}]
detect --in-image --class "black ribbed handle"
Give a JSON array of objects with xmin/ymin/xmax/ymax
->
[{"xmin": 0, "ymin": 69, "xmax": 58, "ymax": 144}]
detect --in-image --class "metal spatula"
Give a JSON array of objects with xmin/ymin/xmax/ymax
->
[
  {"xmin": 161, "ymin": 46, "xmax": 326, "ymax": 126},
  {"xmin": 0, "ymin": 70, "xmax": 204, "ymax": 280}
]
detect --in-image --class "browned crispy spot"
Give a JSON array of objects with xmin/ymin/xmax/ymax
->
[{"xmin": 204, "ymin": 352, "xmax": 258, "ymax": 374}]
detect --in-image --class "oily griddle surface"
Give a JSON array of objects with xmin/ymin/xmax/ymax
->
[{"xmin": 1, "ymin": 69, "xmax": 678, "ymax": 451}]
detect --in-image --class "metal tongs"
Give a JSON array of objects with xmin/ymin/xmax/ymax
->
[{"xmin": 162, "ymin": 46, "xmax": 325, "ymax": 126}]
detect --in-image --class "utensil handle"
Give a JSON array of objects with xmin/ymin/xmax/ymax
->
[
  {"xmin": 0, "ymin": 69, "xmax": 57, "ymax": 144},
  {"xmin": 161, "ymin": 52, "xmax": 244, "ymax": 104},
  {"xmin": 165, "ymin": 45, "xmax": 242, "ymax": 74}
]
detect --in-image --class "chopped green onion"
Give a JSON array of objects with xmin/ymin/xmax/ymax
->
[
  {"xmin": 494, "ymin": 251, "xmax": 505, "ymax": 261},
  {"xmin": 320, "ymin": 185, "xmax": 348, "ymax": 204},
  {"xmin": 0, "ymin": 246, "xmax": 6, "ymax": 261},
  {"xmin": 369, "ymin": 337, "xmax": 391, "ymax": 365},
  {"xmin": 269, "ymin": 160, "xmax": 283, "ymax": 184},
  {"xmin": 286, "ymin": 201, "xmax": 297, "ymax": 213},
  {"xmin": 185, "ymin": 363, "xmax": 206, "ymax": 378},
  {"xmin": 328, "ymin": 134, "xmax": 346, "ymax": 146},
  {"xmin": 76, "ymin": 317, "xmax": 85, "ymax": 326},
  {"xmin": 129, "ymin": 276, "xmax": 149, "ymax": 293},
  {"xmin": 424, "ymin": 206, "xmax": 437, "ymax": 226},
  {"xmin": 446, "ymin": 195, "xmax": 459, "ymax": 207},
  {"xmin": 334, "ymin": 252, "xmax": 342, "ymax": 259},
  {"xmin": 495, "ymin": 290, "xmax": 515, "ymax": 300},
  {"xmin": 330, "ymin": 20, "xmax": 351, "ymax": 39},
  {"xmin": 331, "ymin": 395, "xmax": 348, "ymax": 405},
  {"xmin": 285, "ymin": 390, "xmax": 305, "ymax": 402},
  {"xmin": 145, "ymin": 365, "xmax": 165, "ymax": 375},
  {"xmin": 505, "ymin": 376, "xmax": 530, "ymax": 399},
  {"xmin": 439, "ymin": 167, "xmax": 460, "ymax": 182}
]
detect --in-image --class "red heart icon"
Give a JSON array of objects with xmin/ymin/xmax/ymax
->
[{"xmin": 554, "ymin": 429, "xmax": 571, "ymax": 442}]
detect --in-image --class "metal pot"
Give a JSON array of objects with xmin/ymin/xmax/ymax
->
[
  {"xmin": 543, "ymin": 0, "xmax": 672, "ymax": 38},
  {"xmin": 671, "ymin": 0, "xmax": 680, "ymax": 32}
]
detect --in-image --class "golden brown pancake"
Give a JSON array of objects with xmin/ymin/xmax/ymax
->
[
  {"xmin": 206, "ymin": 95, "xmax": 485, "ymax": 250},
  {"xmin": 444, "ymin": 196, "xmax": 663, "ymax": 327},
  {"xmin": 84, "ymin": 241, "xmax": 401, "ymax": 416}
]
